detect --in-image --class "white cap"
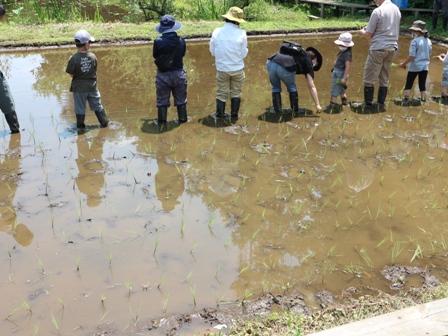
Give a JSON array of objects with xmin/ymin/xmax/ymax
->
[{"xmin": 74, "ymin": 30, "xmax": 95, "ymax": 44}]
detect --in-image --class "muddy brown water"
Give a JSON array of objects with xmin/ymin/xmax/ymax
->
[{"xmin": 1, "ymin": 34, "xmax": 448, "ymax": 335}]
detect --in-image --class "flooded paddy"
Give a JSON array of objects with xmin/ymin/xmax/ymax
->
[{"xmin": 1, "ymin": 34, "xmax": 448, "ymax": 335}]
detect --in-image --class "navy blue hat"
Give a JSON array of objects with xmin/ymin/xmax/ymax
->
[{"xmin": 155, "ymin": 15, "xmax": 182, "ymax": 34}]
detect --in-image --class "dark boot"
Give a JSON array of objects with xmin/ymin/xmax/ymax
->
[
  {"xmin": 272, "ymin": 92, "xmax": 282, "ymax": 113},
  {"xmin": 214, "ymin": 99, "xmax": 228, "ymax": 118},
  {"xmin": 176, "ymin": 104, "xmax": 188, "ymax": 123},
  {"xmin": 157, "ymin": 106, "xmax": 168, "ymax": 124},
  {"xmin": 230, "ymin": 98, "xmax": 241, "ymax": 118},
  {"xmin": 289, "ymin": 92, "xmax": 299, "ymax": 114},
  {"xmin": 378, "ymin": 86, "xmax": 388, "ymax": 106},
  {"xmin": 95, "ymin": 109, "xmax": 109, "ymax": 127},
  {"xmin": 4, "ymin": 111, "xmax": 20, "ymax": 134},
  {"xmin": 364, "ymin": 86, "xmax": 374, "ymax": 106},
  {"xmin": 76, "ymin": 114, "xmax": 85, "ymax": 129}
]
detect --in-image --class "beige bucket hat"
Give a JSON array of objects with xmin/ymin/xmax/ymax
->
[{"xmin": 222, "ymin": 7, "xmax": 245, "ymax": 23}]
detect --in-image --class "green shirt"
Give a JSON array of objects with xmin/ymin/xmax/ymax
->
[{"xmin": 66, "ymin": 51, "xmax": 98, "ymax": 92}]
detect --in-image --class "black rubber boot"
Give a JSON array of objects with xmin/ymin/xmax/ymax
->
[
  {"xmin": 230, "ymin": 98, "xmax": 241, "ymax": 118},
  {"xmin": 176, "ymin": 104, "xmax": 188, "ymax": 123},
  {"xmin": 364, "ymin": 86, "xmax": 374, "ymax": 106},
  {"xmin": 4, "ymin": 111, "xmax": 20, "ymax": 134},
  {"xmin": 272, "ymin": 92, "xmax": 282, "ymax": 113},
  {"xmin": 95, "ymin": 109, "xmax": 109, "ymax": 127},
  {"xmin": 76, "ymin": 114, "xmax": 86, "ymax": 129},
  {"xmin": 215, "ymin": 99, "xmax": 227, "ymax": 118},
  {"xmin": 289, "ymin": 92, "xmax": 299, "ymax": 114},
  {"xmin": 156, "ymin": 106, "xmax": 168, "ymax": 124},
  {"xmin": 378, "ymin": 86, "xmax": 388, "ymax": 105}
]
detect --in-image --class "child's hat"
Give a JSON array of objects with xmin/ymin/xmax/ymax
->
[
  {"xmin": 334, "ymin": 32, "xmax": 354, "ymax": 47},
  {"xmin": 74, "ymin": 30, "xmax": 95, "ymax": 44},
  {"xmin": 410, "ymin": 20, "xmax": 427, "ymax": 33},
  {"xmin": 155, "ymin": 15, "xmax": 182, "ymax": 34}
]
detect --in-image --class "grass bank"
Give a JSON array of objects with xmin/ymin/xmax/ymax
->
[{"xmin": 0, "ymin": 10, "xmax": 443, "ymax": 49}]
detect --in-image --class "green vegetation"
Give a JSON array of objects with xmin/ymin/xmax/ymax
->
[{"xmin": 0, "ymin": 0, "xmax": 441, "ymax": 48}]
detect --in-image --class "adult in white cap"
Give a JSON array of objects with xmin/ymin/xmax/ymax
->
[
  {"xmin": 153, "ymin": 14, "xmax": 187, "ymax": 124},
  {"xmin": 0, "ymin": 3, "xmax": 20, "ymax": 134},
  {"xmin": 358, "ymin": 0, "xmax": 401, "ymax": 111},
  {"xmin": 210, "ymin": 7, "xmax": 248, "ymax": 119}
]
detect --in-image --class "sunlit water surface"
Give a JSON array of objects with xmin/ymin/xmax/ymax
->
[{"xmin": 1, "ymin": 34, "xmax": 448, "ymax": 335}]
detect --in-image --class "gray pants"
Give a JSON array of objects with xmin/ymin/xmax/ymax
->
[
  {"xmin": 0, "ymin": 71, "xmax": 16, "ymax": 116},
  {"xmin": 73, "ymin": 90, "xmax": 103, "ymax": 115}
]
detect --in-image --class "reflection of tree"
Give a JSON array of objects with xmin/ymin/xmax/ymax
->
[
  {"xmin": 75, "ymin": 128, "xmax": 108, "ymax": 208},
  {"xmin": 0, "ymin": 135, "xmax": 34, "ymax": 246}
]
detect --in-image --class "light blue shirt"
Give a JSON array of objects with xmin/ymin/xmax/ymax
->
[
  {"xmin": 408, "ymin": 36, "xmax": 432, "ymax": 72},
  {"xmin": 210, "ymin": 22, "xmax": 248, "ymax": 72}
]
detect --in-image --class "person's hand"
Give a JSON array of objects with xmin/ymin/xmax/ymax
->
[
  {"xmin": 399, "ymin": 62, "xmax": 407, "ymax": 69},
  {"xmin": 316, "ymin": 105, "xmax": 323, "ymax": 114},
  {"xmin": 358, "ymin": 27, "xmax": 366, "ymax": 35},
  {"xmin": 340, "ymin": 79, "xmax": 348, "ymax": 89}
]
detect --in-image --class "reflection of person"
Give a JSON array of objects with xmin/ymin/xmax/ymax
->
[
  {"xmin": 153, "ymin": 15, "xmax": 188, "ymax": 125},
  {"xmin": 397, "ymin": 21, "xmax": 432, "ymax": 103},
  {"xmin": 0, "ymin": 4, "xmax": 20, "ymax": 134},
  {"xmin": 328, "ymin": 33, "xmax": 354, "ymax": 109},
  {"xmin": 432, "ymin": 0, "xmax": 448, "ymax": 31},
  {"xmin": 266, "ymin": 41, "xmax": 322, "ymax": 114},
  {"xmin": 0, "ymin": 135, "xmax": 33, "ymax": 246},
  {"xmin": 75, "ymin": 128, "xmax": 107, "ymax": 207},
  {"xmin": 66, "ymin": 29, "xmax": 109, "ymax": 129},
  {"xmin": 155, "ymin": 155, "xmax": 185, "ymax": 212},
  {"xmin": 358, "ymin": 0, "xmax": 401, "ymax": 108},
  {"xmin": 436, "ymin": 50, "xmax": 448, "ymax": 101},
  {"xmin": 210, "ymin": 7, "xmax": 248, "ymax": 119}
]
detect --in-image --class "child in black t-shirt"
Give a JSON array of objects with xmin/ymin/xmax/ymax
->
[
  {"xmin": 327, "ymin": 33, "xmax": 354, "ymax": 112},
  {"xmin": 66, "ymin": 30, "xmax": 109, "ymax": 129}
]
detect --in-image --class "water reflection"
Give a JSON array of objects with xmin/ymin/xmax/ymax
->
[
  {"xmin": 0, "ymin": 135, "xmax": 33, "ymax": 246},
  {"xmin": 75, "ymin": 128, "xmax": 108, "ymax": 207}
]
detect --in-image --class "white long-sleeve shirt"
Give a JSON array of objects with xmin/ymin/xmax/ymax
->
[{"xmin": 210, "ymin": 22, "xmax": 248, "ymax": 72}]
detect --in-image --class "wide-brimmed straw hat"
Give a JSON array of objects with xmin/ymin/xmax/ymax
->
[
  {"xmin": 155, "ymin": 14, "xmax": 182, "ymax": 34},
  {"xmin": 222, "ymin": 7, "xmax": 245, "ymax": 23},
  {"xmin": 334, "ymin": 32, "xmax": 354, "ymax": 47},
  {"xmin": 306, "ymin": 47, "xmax": 323, "ymax": 72},
  {"xmin": 409, "ymin": 20, "xmax": 427, "ymax": 33}
]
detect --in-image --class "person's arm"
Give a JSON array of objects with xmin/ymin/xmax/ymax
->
[
  {"xmin": 341, "ymin": 60, "xmax": 350, "ymax": 85},
  {"xmin": 306, "ymin": 73, "xmax": 322, "ymax": 111},
  {"xmin": 358, "ymin": 27, "xmax": 373, "ymax": 40},
  {"xmin": 241, "ymin": 32, "xmax": 248, "ymax": 59},
  {"xmin": 399, "ymin": 56, "xmax": 414, "ymax": 68}
]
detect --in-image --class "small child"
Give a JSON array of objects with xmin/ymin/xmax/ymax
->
[
  {"xmin": 437, "ymin": 51, "xmax": 448, "ymax": 101},
  {"xmin": 66, "ymin": 30, "xmax": 109, "ymax": 129},
  {"xmin": 327, "ymin": 32, "xmax": 354, "ymax": 112},
  {"xmin": 398, "ymin": 20, "xmax": 432, "ymax": 104}
]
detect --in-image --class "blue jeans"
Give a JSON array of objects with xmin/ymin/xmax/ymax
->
[{"xmin": 266, "ymin": 60, "xmax": 297, "ymax": 93}]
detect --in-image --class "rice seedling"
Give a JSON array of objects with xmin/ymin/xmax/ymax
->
[
  {"xmin": 182, "ymin": 271, "xmax": 193, "ymax": 283},
  {"xmin": 153, "ymin": 237, "xmax": 159, "ymax": 256},
  {"xmin": 208, "ymin": 213, "xmax": 216, "ymax": 227},
  {"xmin": 252, "ymin": 227, "xmax": 262, "ymax": 239},
  {"xmin": 51, "ymin": 312, "xmax": 61, "ymax": 335},
  {"xmin": 157, "ymin": 273, "xmax": 166, "ymax": 289},
  {"xmin": 241, "ymin": 289, "xmax": 254, "ymax": 306},
  {"xmin": 125, "ymin": 279, "xmax": 132, "ymax": 296},
  {"xmin": 358, "ymin": 247, "xmax": 374, "ymax": 269},
  {"xmin": 101, "ymin": 294, "xmax": 107, "ymax": 303},
  {"xmin": 37, "ymin": 256, "xmax": 45, "ymax": 274},
  {"xmin": 391, "ymin": 241, "xmax": 405, "ymax": 264},
  {"xmin": 189, "ymin": 284, "xmax": 197, "ymax": 306},
  {"xmin": 34, "ymin": 322, "xmax": 40, "ymax": 335},
  {"xmin": 76, "ymin": 256, "xmax": 80, "ymax": 271},
  {"xmin": 215, "ymin": 263, "xmax": 222, "ymax": 279},
  {"xmin": 180, "ymin": 218, "xmax": 185, "ymax": 235},
  {"xmin": 19, "ymin": 298, "xmax": 32, "ymax": 314},
  {"xmin": 190, "ymin": 242, "xmax": 198, "ymax": 254},
  {"xmin": 6, "ymin": 247, "xmax": 11, "ymax": 259},
  {"xmin": 97, "ymin": 308, "xmax": 111, "ymax": 327},
  {"xmin": 410, "ymin": 244, "xmax": 423, "ymax": 262},
  {"xmin": 162, "ymin": 293, "xmax": 170, "ymax": 314}
]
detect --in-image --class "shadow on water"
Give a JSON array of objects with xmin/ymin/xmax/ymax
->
[{"xmin": 3, "ymin": 34, "xmax": 448, "ymax": 335}]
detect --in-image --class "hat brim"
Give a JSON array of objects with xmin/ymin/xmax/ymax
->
[
  {"xmin": 222, "ymin": 13, "xmax": 245, "ymax": 23},
  {"xmin": 334, "ymin": 40, "xmax": 354, "ymax": 47},
  {"xmin": 155, "ymin": 21, "xmax": 182, "ymax": 34},
  {"xmin": 410, "ymin": 26, "xmax": 427, "ymax": 33},
  {"xmin": 306, "ymin": 47, "xmax": 323, "ymax": 72}
]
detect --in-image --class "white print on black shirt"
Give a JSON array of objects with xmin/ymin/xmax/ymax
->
[{"xmin": 80, "ymin": 57, "xmax": 92, "ymax": 73}]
